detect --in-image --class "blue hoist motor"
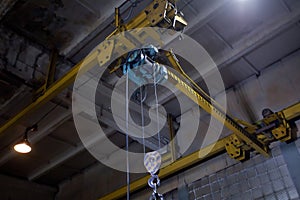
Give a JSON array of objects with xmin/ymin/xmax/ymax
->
[{"xmin": 122, "ymin": 46, "xmax": 168, "ymax": 86}]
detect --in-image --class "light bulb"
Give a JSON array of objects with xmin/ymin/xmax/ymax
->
[{"xmin": 14, "ymin": 140, "xmax": 31, "ymax": 153}]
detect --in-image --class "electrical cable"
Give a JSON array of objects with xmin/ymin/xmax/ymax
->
[
  {"xmin": 122, "ymin": 0, "xmax": 141, "ymax": 22},
  {"xmin": 34, "ymin": 102, "xmax": 61, "ymax": 125},
  {"xmin": 153, "ymin": 63, "xmax": 161, "ymax": 150},
  {"xmin": 125, "ymin": 72, "xmax": 130, "ymax": 200},
  {"xmin": 123, "ymin": 5, "xmax": 134, "ymax": 21},
  {"xmin": 140, "ymin": 86, "xmax": 146, "ymax": 155}
]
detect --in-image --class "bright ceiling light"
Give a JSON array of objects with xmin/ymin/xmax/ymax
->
[
  {"xmin": 14, "ymin": 139, "xmax": 31, "ymax": 153},
  {"xmin": 14, "ymin": 124, "xmax": 37, "ymax": 154}
]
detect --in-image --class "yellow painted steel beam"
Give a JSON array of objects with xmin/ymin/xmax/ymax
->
[
  {"xmin": 0, "ymin": 42, "xmax": 103, "ymax": 135},
  {"xmin": 98, "ymin": 103, "xmax": 300, "ymax": 200},
  {"xmin": 282, "ymin": 102, "xmax": 300, "ymax": 121},
  {"xmin": 0, "ymin": 59, "xmax": 83, "ymax": 134},
  {"xmin": 0, "ymin": 0, "xmax": 182, "ymax": 135},
  {"xmin": 167, "ymin": 114, "xmax": 176, "ymax": 162},
  {"xmin": 46, "ymin": 49, "xmax": 58, "ymax": 88},
  {"xmin": 165, "ymin": 61, "xmax": 269, "ymax": 157},
  {"xmin": 98, "ymin": 136, "xmax": 227, "ymax": 200}
]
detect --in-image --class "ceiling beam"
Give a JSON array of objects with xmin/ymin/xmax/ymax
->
[
  {"xmin": 98, "ymin": 108, "xmax": 162, "ymax": 150},
  {"xmin": 28, "ymin": 80, "xmax": 172, "ymax": 181},
  {"xmin": 57, "ymin": 141, "xmax": 147, "ymax": 189},
  {"xmin": 0, "ymin": 108, "xmax": 72, "ymax": 167},
  {"xmin": 28, "ymin": 127, "xmax": 116, "ymax": 181},
  {"xmin": 153, "ymin": 5, "xmax": 300, "ymax": 106},
  {"xmin": 0, "ymin": 173, "xmax": 57, "ymax": 194},
  {"xmin": 0, "ymin": 58, "xmax": 82, "ymax": 136},
  {"xmin": 213, "ymin": 5, "xmax": 300, "ymax": 71},
  {"xmin": 0, "ymin": 0, "xmax": 19, "ymax": 21},
  {"xmin": 184, "ymin": 0, "xmax": 231, "ymax": 35}
]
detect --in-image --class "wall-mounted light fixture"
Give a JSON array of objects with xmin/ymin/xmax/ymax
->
[{"xmin": 14, "ymin": 124, "xmax": 37, "ymax": 154}]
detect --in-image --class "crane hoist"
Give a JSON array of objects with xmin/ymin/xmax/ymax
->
[
  {"xmin": 0, "ymin": 0, "xmax": 298, "ymax": 199},
  {"xmin": 94, "ymin": 0, "xmax": 300, "ymax": 199},
  {"xmin": 94, "ymin": 0, "xmax": 297, "ymax": 162},
  {"xmin": 120, "ymin": 43, "xmax": 297, "ymax": 162}
]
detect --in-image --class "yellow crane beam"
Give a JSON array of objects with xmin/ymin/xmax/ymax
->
[
  {"xmin": 99, "ymin": 136, "xmax": 228, "ymax": 200},
  {"xmin": 166, "ymin": 51, "xmax": 269, "ymax": 157},
  {"xmin": 0, "ymin": 0, "xmax": 186, "ymax": 135},
  {"xmin": 98, "ymin": 101, "xmax": 300, "ymax": 200},
  {"xmin": 0, "ymin": 60, "xmax": 84, "ymax": 134},
  {"xmin": 1, "ymin": 0, "xmax": 299, "ymax": 198},
  {"xmin": 165, "ymin": 67, "xmax": 269, "ymax": 157},
  {"xmin": 282, "ymin": 102, "xmax": 300, "ymax": 120}
]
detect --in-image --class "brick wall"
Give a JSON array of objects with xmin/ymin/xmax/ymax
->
[
  {"xmin": 156, "ymin": 49, "xmax": 300, "ymax": 200},
  {"xmin": 163, "ymin": 141, "xmax": 300, "ymax": 200}
]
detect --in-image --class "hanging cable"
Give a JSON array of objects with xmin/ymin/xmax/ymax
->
[
  {"xmin": 122, "ymin": 5, "xmax": 134, "ymax": 21},
  {"xmin": 13, "ymin": 101, "xmax": 62, "ymax": 154},
  {"xmin": 35, "ymin": 102, "xmax": 60, "ymax": 125},
  {"xmin": 122, "ymin": 0, "xmax": 141, "ymax": 22},
  {"xmin": 140, "ymin": 85, "xmax": 146, "ymax": 155},
  {"xmin": 153, "ymin": 63, "xmax": 161, "ymax": 150},
  {"xmin": 125, "ymin": 71, "xmax": 130, "ymax": 200}
]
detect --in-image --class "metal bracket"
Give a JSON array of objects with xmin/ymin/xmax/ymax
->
[
  {"xmin": 144, "ymin": 0, "xmax": 187, "ymax": 31},
  {"xmin": 96, "ymin": 40, "xmax": 115, "ymax": 66},
  {"xmin": 33, "ymin": 49, "xmax": 58, "ymax": 101},
  {"xmin": 271, "ymin": 112, "xmax": 292, "ymax": 142},
  {"xmin": 225, "ymin": 134, "xmax": 249, "ymax": 161}
]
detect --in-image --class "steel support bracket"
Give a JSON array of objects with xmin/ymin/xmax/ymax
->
[
  {"xmin": 224, "ymin": 134, "xmax": 249, "ymax": 161},
  {"xmin": 271, "ymin": 112, "xmax": 292, "ymax": 142}
]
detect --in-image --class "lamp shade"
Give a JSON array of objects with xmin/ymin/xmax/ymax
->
[{"xmin": 14, "ymin": 139, "xmax": 31, "ymax": 153}]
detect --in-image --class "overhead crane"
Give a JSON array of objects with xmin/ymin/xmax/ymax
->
[
  {"xmin": 98, "ymin": 38, "xmax": 300, "ymax": 200},
  {"xmin": 0, "ymin": 0, "xmax": 299, "ymax": 199},
  {"xmin": 96, "ymin": 1, "xmax": 300, "ymax": 199},
  {"xmin": 0, "ymin": 0, "xmax": 187, "ymax": 135}
]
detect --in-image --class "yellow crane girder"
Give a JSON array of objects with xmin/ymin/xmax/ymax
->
[
  {"xmin": 0, "ymin": 0, "xmax": 186, "ymax": 135},
  {"xmin": 98, "ymin": 101, "xmax": 300, "ymax": 200},
  {"xmin": 1, "ymin": 1, "xmax": 299, "ymax": 199}
]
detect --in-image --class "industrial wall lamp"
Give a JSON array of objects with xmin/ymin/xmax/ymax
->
[
  {"xmin": 12, "ymin": 102, "xmax": 60, "ymax": 154},
  {"xmin": 14, "ymin": 124, "xmax": 37, "ymax": 153}
]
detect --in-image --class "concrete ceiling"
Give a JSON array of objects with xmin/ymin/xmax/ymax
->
[
  {"xmin": 0, "ymin": 0, "xmax": 300, "ymax": 199},
  {"xmin": 3, "ymin": 0, "xmax": 120, "ymax": 54}
]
